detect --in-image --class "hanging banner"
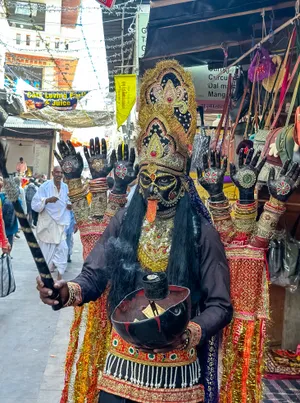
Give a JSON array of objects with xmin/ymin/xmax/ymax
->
[
  {"xmin": 136, "ymin": 7, "xmax": 150, "ymax": 62},
  {"xmin": 95, "ymin": 0, "xmax": 116, "ymax": 9},
  {"xmin": 24, "ymin": 90, "xmax": 89, "ymax": 111},
  {"xmin": 115, "ymin": 74, "xmax": 136, "ymax": 129}
]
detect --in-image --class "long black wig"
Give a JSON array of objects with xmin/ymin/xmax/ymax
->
[{"xmin": 107, "ymin": 185, "xmax": 203, "ymax": 311}]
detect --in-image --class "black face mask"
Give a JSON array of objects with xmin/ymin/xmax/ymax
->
[{"xmin": 139, "ymin": 169, "xmax": 184, "ymax": 212}]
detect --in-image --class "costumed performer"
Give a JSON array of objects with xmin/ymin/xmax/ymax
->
[
  {"xmin": 37, "ymin": 60, "xmax": 233, "ymax": 403},
  {"xmin": 54, "ymin": 138, "xmax": 138, "ymax": 402},
  {"xmin": 197, "ymin": 149, "xmax": 300, "ymax": 403}
]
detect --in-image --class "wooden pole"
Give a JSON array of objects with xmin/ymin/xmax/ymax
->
[
  {"xmin": 152, "ymin": 1, "xmax": 295, "ymax": 28},
  {"xmin": 142, "ymin": 39, "xmax": 252, "ymax": 62},
  {"xmin": 216, "ymin": 13, "xmax": 300, "ymax": 78}
]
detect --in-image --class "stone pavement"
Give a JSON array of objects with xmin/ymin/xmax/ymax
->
[{"xmin": 0, "ymin": 232, "xmax": 82, "ymax": 403}]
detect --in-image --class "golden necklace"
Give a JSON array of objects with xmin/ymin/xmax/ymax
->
[{"xmin": 137, "ymin": 216, "xmax": 174, "ymax": 272}]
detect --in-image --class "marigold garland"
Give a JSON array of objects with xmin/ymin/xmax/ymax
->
[
  {"xmin": 74, "ymin": 301, "xmax": 95, "ymax": 403},
  {"xmin": 87, "ymin": 288, "xmax": 112, "ymax": 403},
  {"xmin": 241, "ymin": 321, "xmax": 255, "ymax": 403},
  {"xmin": 60, "ymin": 306, "xmax": 84, "ymax": 403}
]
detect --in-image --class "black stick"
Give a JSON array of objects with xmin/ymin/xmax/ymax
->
[
  {"xmin": 0, "ymin": 142, "xmax": 62, "ymax": 309},
  {"xmin": 3, "ymin": 176, "xmax": 62, "ymax": 310}
]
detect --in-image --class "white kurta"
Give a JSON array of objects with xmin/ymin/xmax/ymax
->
[
  {"xmin": 32, "ymin": 180, "xmax": 70, "ymax": 275},
  {"xmin": 19, "ymin": 186, "xmax": 27, "ymax": 215}
]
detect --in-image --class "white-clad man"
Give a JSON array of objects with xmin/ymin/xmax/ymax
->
[{"xmin": 32, "ymin": 166, "xmax": 71, "ymax": 280}]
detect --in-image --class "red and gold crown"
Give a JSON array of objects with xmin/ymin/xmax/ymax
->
[{"xmin": 137, "ymin": 60, "xmax": 197, "ymax": 176}]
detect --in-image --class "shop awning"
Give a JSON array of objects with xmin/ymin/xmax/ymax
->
[
  {"xmin": 4, "ymin": 116, "xmax": 60, "ymax": 129},
  {"xmin": 21, "ymin": 107, "xmax": 114, "ymax": 128},
  {"xmin": 140, "ymin": 0, "xmax": 296, "ymax": 73}
]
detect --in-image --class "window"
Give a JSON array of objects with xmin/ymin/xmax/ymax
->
[
  {"xmin": 26, "ymin": 34, "xmax": 30, "ymax": 46},
  {"xmin": 55, "ymin": 38, "xmax": 59, "ymax": 49},
  {"xmin": 36, "ymin": 36, "xmax": 40, "ymax": 47},
  {"xmin": 64, "ymin": 40, "xmax": 69, "ymax": 50},
  {"xmin": 45, "ymin": 37, "xmax": 50, "ymax": 47},
  {"xmin": 16, "ymin": 33, "xmax": 21, "ymax": 45}
]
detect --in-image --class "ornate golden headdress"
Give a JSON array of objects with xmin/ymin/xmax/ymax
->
[{"xmin": 137, "ymin": 60, "xmax": 197, "ymax": 176}]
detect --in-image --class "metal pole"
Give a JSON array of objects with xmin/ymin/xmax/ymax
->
[{"xmin": 121, "ymin": 7, "xmax": 125, "ymax": 74}]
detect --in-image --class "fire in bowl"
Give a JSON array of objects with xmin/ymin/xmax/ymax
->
[{"xmin": 111, "ymin": 273, "xmax": 191, "ymax": 349}]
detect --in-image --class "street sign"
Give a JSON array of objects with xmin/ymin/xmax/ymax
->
[{"xmin": 136, "ymin": 5, "xmax": 150, "ymax": 70}]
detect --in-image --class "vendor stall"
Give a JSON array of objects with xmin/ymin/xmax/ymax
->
[{"xmin": 140, "ymin": 1, "xmax": 300, "ymax": 401}]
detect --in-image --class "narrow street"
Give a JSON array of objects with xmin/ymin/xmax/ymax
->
[{"xmin": 0, "ymin": 232, "xmax": 82, "ymax": 403}]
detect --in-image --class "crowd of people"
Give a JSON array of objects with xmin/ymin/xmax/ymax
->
[{"xmin": 0, "ymin": 165, "xmax": 76, "ymax": 268}]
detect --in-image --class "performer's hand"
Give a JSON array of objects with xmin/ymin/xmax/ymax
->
[
  {"xmin": 112, "ymin": 144, "xmax": 139, "ymax": 195},
  {"xmin": 268, "ymin": 160, "xmax": 300, "ymax": 202},
  {"xmin": 84, "ymin": 138, "xmax": 114, "ymax": 179},
  {"xmin": 197, "ymin": 151, "xmax": 227, "ymax": 202},
  {"xmin": 46, "ymin": 196, "xmax": 59, "ymax": 204},
  {"xmin": 54, "ymin": 140, "xmax": 84, "ymax": 180},
  {"xmin": 36, "ymin": 276, "xmax": 69, "ymax": 306},
  {"xmin": 153, "ymin": 332, "xmax": 189, "ymax": 354},
  {"xmin": 139, "ymin": 332, "xmax": 189, "ymax": 354},
  {"xmin": 230, "ymin": 148, "xmax": 266, "ymax": 203}
]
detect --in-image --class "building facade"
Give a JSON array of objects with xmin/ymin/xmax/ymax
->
[
  {"xmin": 2, "ymin": 0, "xmax": 80, "ymax": 91},
  {"xmin": 0, "ymin": 0, "xmax": 82, "ymax": 177}
]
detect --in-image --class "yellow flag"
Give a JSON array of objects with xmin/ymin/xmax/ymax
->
[{"xmin": 115, "ymin": 74, "xmax": 136, "ymax": 129}]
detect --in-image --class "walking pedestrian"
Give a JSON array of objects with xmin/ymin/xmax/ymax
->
[
  {"xmin": 32, "ymin": 166, "xmax": 71, "ymax": 280},
  {"xmin": 16, "ymin": 157, "xmax": 27, "ymax": 176},
  {"xmin": 14, "ymin": 176, "xmax": 27, "ymax": 237},
  {"xmin": 0, "ymin": 176, "xmax": 18, "ymax": 250},
  {"xmin": 25, "ymin": 178, "xmax": 37, "ymax": 227},
  {"xmin": 65, "ymin": 210, "xmax": 77, "ymax": 263}
]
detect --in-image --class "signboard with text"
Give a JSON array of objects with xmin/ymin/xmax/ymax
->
[
  {"xmin": 24, "ymin": 90, "xmax": 89, "ymax": 111},
  {"xmin": 136, "ymin": 5, "xmax": 150, "ymax": 69},
  {"xmin": 187, "ymin": 66, "xmax": 234, "ymax": 113}
]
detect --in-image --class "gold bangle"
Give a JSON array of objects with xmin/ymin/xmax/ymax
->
[
  {"xmin": 64, "ymin": 282, "xmax": 82, "ymax": 307},
  {"xmin": 269, "ymin": 196, "xmax": 285, "ymax": 208}
]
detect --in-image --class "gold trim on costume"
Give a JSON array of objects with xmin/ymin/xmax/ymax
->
[
  {"xmin": 99, "ymin": 375, "xmax": 204, "ymax": 403},
  {"xmin": 225, "ymin": 247, "xmax": 264, "ymax": 260}
]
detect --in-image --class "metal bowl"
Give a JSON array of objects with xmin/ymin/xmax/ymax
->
[{"xmin": 111, "ymin": 285, "xmax": 191, "ymax": 349}]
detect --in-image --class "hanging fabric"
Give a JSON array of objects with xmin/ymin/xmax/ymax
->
[{"xmin": 258, "ymin": 56, "xmax": 300, "ymax": 182}]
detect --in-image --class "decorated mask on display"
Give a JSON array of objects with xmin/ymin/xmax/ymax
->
[{"xmin": 137, "ymin": 60, "xmax": 197, "ymax": 221}]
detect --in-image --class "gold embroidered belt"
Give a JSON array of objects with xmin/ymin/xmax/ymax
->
[
  {"xmin": 99, "ymin": 374, "xmax": 204, "ymax": 403},
  {"xmin": 109, "ymin": 330, "xmax": 197, "ymax": 366},
  {"xmin": 98, "ymin": 330, "xmax": 204, "ymax": 402}
]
